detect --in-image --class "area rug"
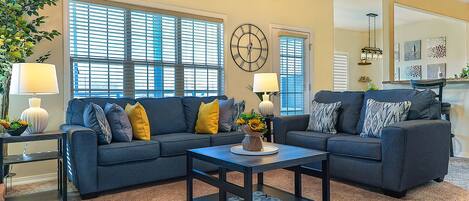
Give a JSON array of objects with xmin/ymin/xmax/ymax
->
[
  {"xmin": 7, "ymin": 167, "xmax": 469, "ymax": 201},
  {"xmin": 446, "ymin": 157, "xmax": 469, "ymax": 190}
]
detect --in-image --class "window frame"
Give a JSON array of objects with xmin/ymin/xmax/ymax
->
[
  {"xmin": 270, "ymin": 25, "xmax": 311, "ymax": 116},
  {"xmin": 67, "ymin": 0, "xmax": 225, "ymax": 99}
]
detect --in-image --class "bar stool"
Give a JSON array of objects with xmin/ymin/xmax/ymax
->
[{"xmin": 411, "ymin": 79, "xmax": 454, "ymax": 157}]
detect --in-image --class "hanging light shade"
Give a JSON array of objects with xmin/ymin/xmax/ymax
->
[{"xmin": 358, "ymin": 13, "xmax": 383, "ymax": 65}]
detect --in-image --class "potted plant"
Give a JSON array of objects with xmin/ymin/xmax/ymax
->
[
  {"xmin": 236, "ymin": 111, "xmax": 267, "ymax": 151},
  {"xmin": 0, "ymin": 0, "xmax": 60, "ymax": 121}
]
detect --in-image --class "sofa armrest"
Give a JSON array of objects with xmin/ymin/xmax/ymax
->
[
  {"xmin": 381, "ymin": 120, "xmax": 450, "ymax": 192},
  {"xmin": 273, "ymin": 115, "xmax": 309, "ymax": 144},
  {"xmin": 60, "ymin": 124, "xmax": 98, "ymax": 195}
]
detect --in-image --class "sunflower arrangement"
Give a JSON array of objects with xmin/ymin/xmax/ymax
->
[{"xmin": 236, "ymin": 112, "xmax": 267, "ymax": 133}]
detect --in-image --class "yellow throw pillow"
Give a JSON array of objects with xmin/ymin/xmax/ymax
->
[
  {"xmin": 195, "ymin": 99, "xmax": 219, "ymax": 134},
  {"xmin": 125, "ymin": 102, "xmax": 151, "ymax": 141}
]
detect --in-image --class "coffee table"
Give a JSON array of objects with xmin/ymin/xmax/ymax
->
[{"xmin": 186, "ymin": 143, "xmax": 329, "ymax": 201}]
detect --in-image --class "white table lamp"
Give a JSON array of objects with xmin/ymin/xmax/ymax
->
[
  {"xmin": 10, "ymin": 63, "xmax": 59, "ymax": 133},
  {"xmin": 253, "ymin": 73, "xmax": 279, "ymax": 116}
]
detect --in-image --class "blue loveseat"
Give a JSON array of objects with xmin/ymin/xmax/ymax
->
[
  {"xmin": 273, "ymin": 89, "xmax": 451, "ymax": 197},
  {"xmin": 61, "ymin": 96, "xmax": 244, "ymax": 197}
]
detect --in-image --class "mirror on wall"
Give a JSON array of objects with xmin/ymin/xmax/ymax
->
[{"xmin": 393, "ymin": 5, "xmax": 469, "ymax": 81}]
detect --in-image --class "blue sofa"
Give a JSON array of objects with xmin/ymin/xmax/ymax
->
[
  {"xmin": 61, "ymin": 96, "xmax": 244, "ymax": 197},
  {"xmin": 273, "ymin": 89, "xmax": 451, "ymax": 197}
]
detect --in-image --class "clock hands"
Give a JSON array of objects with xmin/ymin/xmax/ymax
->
[{"xmin": 247, "ymin": 42, "xmax": 253, "ymax": 57}]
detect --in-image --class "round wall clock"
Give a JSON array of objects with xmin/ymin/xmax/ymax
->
[{"xmin": 230, "ymin": 24, "xmax": 268, "ymax": 72}]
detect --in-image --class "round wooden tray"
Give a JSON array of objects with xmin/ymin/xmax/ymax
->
[{"xmin": 230, "ymin": 144, "xmax": 279, "ymax": 156}]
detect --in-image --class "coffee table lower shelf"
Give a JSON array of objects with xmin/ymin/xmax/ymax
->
[{"xmin": 194, "ymin": 184, "xmax": 313, "ymax": 201}]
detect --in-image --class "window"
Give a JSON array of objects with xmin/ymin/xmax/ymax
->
[
  {"xmin": 69, "ymin": 1, "xmax": 224, "ymax": 98},
  {"xmin": 279, "ymin": 36, "xmax": 305, "ymax": 115},
  {"xmin": 333, "ymin": 52, "xmax": 348, "ymax": 91}
]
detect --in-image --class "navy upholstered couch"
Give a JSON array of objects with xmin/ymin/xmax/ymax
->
[
  {"xmin": 61, "ymin": 96, "xmax": 244, "ymax": 197},
  {"xmin": 273, "ymin": 89, "xmax": 451, "ymax": 198}
]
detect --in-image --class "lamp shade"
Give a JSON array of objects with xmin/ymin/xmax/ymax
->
[
  {"xmin": 10, "ymin": 63, "xmax": 59, "ymax": 95},
  {"xmin": 252, "ymin": 73, "xmax": 279, "ymax": 93}
]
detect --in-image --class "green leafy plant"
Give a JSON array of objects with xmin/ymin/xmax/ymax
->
[
  {"xmin": 367, "ymin": 83, "xmax": 379, "ymax": 91},
  {"xmin": 459, "ymin": 63, "xmax": 469, "ymax": 79},
  {"xmin": 0, "ymin": 0, "xmax": 60, "ymax": 119}
]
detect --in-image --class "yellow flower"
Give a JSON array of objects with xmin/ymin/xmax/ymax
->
[
  {"xmin": 236, "ymin": 118, "xmax": 246, "ymax": 125},
  {"xmin": 19, "ymin": 120, "xmax": 28, "ymax": 126},
  {"xmin": 248, "ymin": 119, "xmax": 266, "ymax": 132}
]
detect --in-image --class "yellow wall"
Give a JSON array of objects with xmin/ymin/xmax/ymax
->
[
  {"xmin": 334, "ymin": 28, "xmax": 383, "ymax": 91},
  {"xmin": 8, "ymin": 0, "xmax": 334, "ymax": 178}
]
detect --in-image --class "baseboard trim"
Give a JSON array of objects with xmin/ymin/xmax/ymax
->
[
  {"xmin": 455, "ymin": 152, "xmax": 469, "ymax": 158},
  {"xmin": 11, "ymin": 173, "xmax": 57, "ymax": 186}
]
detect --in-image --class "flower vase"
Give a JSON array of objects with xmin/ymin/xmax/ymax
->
[{"xmin": 241, "ymin": 125, "xmax": 264, "ymax": 151}]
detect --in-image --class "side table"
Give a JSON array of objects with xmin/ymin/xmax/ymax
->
[
  {"xmin": 264, "ymin": 115, "xmax": 274, "ymax": 142},
  {"xmin": 0, "ymin": 131, "xmax": 67, "ymax": 201}
]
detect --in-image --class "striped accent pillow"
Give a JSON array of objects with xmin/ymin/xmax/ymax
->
[
  {"xmin": 307, "ymin": 101, "xmax": 342, "ymax": 134},
  {"xmin": 360, "ymin": 99, "xmax": 412, "ymax": 138}
]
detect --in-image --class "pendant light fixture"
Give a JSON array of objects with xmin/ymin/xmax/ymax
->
[{"xmin": 358, "ymin": 13, "xmax": 383, "ymax": 65}]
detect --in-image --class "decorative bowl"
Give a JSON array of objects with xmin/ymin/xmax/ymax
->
[{"xmin": 7, "ymin": 125, "xmax": 28, "ymax": 136}]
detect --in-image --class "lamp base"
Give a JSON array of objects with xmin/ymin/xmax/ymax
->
[
  {"xmin": 20, "ymin": 98, "xmax": 48, "ymax": 134},
  {"xmin": 258, "ymin": 94, "xmax": 274, "ymax": 116}
]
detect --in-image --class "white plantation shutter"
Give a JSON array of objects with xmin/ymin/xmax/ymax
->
[
  {"xmin": 69, "ymin": 1, "xmax": 126, "ymax": 97},
  {"xmin": 69, "ymin": 0, "xmax": 224, "ymax": 98},
  {"xmin": 333, "ymin": 53, "xmax": 348, "ymax": 91},
  {"xmin": 279, "ymin": 36, "xmax": 305, "ymax": 116}
]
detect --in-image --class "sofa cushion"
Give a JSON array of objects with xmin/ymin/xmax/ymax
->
[
  {"xmin": 360, "ymin": 99, "xmax": 412, "ymax": 138},
  {"xmin": 327, "ymin": 135, "xmax": 381, "ymax": 161},
  {"xmin": 218, "ymin": 98, "xmax": 235, "ymax": 132},
  {"xmin": 125, "ymin": 102, "xmax": 151, "ymax": 141},
  {"xmin": 210, "ymin": 131, "xmax": 244, "ymax": 146},
  {"xmin": 137, "ymin": 97, "xmax": 187, "ymax": 135},
  {"xmin": 286, "ymin": 131, "xmax": 343, "ymax": 151},
  {"xmin": 307, "ymin": 101, "xmax": 342, "ymax": 134},
  {"xmin": 67, "ymin": 98, "xmax": 136, "ymax": 126},
  {"xmin": 98, "ymin": 140, "xmax": 160, "ymax": 166},
  {"xmin": 195, "ymin": 99, "xmax": 219, "ymax": 134},
  {"xmin": 104, "ymin": 103, "xmax": 133, "ymax": 142},
  {"xmin": 152, "ymin": 133, "xmax": 210, "ymax": 157},
  {"xmin": 357, "ymin": 89, "xmax": 440, "ymax": 133},
  {"xmin": 182, "ymin": 96, "xmax": 227, "ymax": 133},
  {"xmin": 83, "ymin": 103, "xmax": 112, "ymax": 145},
  {"xmin": 314, "ymin": 91, "xmax": 364, "ymax": 134}
]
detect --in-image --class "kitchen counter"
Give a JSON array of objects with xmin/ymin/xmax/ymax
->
[{"xmin": 382, "ymin": 78, "xmax": 469, "ymax": 85}]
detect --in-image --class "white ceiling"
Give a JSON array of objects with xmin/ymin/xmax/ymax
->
[
  {"xmin": 334, "ymin": 0, "xmax": 382, "ymax": 31},
  {"xmin": 334, "ymin": 0, "xmax": 453, "ymax": 31}
]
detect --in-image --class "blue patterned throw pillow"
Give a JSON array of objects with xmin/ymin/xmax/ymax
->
[
  {"xmin": 83, "ymin": 103, "xmax": 112, "ymax": 145},
  {"xmin": 104, "ymin": 103, "xmax": 133, "ymax": 142},
  {"xmin": 307, "ymin": 101, "xmax": 342, "ymax": 134},
  {"xmin": 360, "ymin": 99, "xmax": 412, "ymax": 138},
  {"xmin": 231, "ymin": 100, "xmax": 246, "ymax": 131}
]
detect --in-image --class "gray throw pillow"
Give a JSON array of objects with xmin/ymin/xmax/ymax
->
[
  {"xmin": 218, "ymin": 98, "xmax": 235, "ymax": 132},
  {"xmin": 307, "ymin": 101, "xmax": 342, "ymax": 134},
  {"xmin": 360, "ymin": 99, "xmax": 412, "ymax": 138},
  {"xmin": 83, "ymin": 103, "xmax": 112, "ymax": 145},
  {"xmin": 104, "ymin": 103, "xmax": 133, "ymax": 142},
  {"xmin": 231, "ymin": 100, "xmax": 246, "ymax": 131}
]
